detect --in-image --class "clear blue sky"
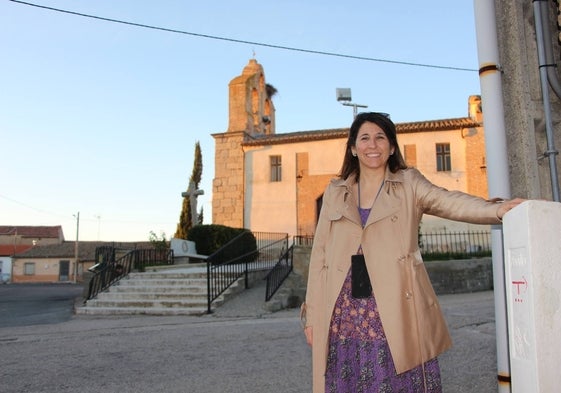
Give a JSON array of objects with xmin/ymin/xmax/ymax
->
[{"xmin": 1, "ymin": 0, "xmax": 481, "ymax": 242}]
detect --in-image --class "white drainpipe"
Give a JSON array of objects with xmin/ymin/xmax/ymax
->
[{"xmin": 473, "ymin": 1, "xmax": 512, "ymax": 392}]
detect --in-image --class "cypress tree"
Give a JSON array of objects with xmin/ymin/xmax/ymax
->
[{"xmin": 174, "ymin": 142, "xmax": 203, "ymax": 239}]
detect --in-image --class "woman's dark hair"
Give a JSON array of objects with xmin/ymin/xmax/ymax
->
[{"xmin": 339, "ymin": 112, "xmax": 407, "ymax": 180}]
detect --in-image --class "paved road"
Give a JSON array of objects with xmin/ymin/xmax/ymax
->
[
  {"xmin": 0, "ymin": 283, "xmax": 84, "ymax": 328},
  {"xmin": 0, "ymin": 282, "xmax": 499, "ymax": 393}
]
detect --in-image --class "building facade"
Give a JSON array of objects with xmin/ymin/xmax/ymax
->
[
  {"xmin": 213, "ymin": 60, "xmax": 490, "ymax": 237},
  {"xmin": 10, "ymin": 241, "xmax": 151, "ymax": 283},
  {"xmin": 0, "ymin": 225, "xmax": 65, "ymax": 283}
]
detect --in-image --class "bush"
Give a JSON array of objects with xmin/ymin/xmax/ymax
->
[{"xmin": 187, "ymin": 224, "xmax": 258, "ymax": 264}]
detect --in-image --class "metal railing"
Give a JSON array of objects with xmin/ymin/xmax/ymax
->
[
  {"xmin": 265, "ymin": 244, "xmax": 294, "ymax": 301},
  {"xmin": 293, "ymin": 235, "xmax": 314, "ymax": 246},
  {"xmin": 133, "ymin": 248, "xmax": 174, "ymax": 271},
  {"xmin": 291, "ymin": 231, "xmax": 491, "ymax": 259},
  {"xmin": 85, "ymin": 247, "xmax": 174, "ymax": 301},
  {"xmin": 264, "ymin": 234, "xmax": 314, "ymax": 301},
  {"xmin": 206, "ymin": 231, "xmax": 289, "ymax": 313},
  {"xmin": 419, "ymin": 230, "xmax": 491, "ymax": 259}
]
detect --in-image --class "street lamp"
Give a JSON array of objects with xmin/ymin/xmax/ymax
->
[{"xmin": 336, "ymin": 88, "xmax": 368, "ymax": 118}]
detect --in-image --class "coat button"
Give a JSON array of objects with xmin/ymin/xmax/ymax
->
[
  {"xmin": 405, "ymin": 291, "xmax": 413, "ymax": 299},
  {"xmin": 391, "ymin": 215, "xmax": 398, "ymax": 222}
]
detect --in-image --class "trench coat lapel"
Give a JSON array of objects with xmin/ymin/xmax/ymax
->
[
  {"xmin": 365, "ymin": 172, "xmax": 403, "ymax": 227},
  {"xmin": 331, "ymin": 171, "xmax": 404, "ymax": 228},
  {"xmin": 331, "ymin": 177, "xmax": 362, "ymax": 227},
  {"xmin": 340, "ymin": 198, "xmax": 362, "ymax": 227}
]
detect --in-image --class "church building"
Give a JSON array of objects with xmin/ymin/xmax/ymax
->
[{"xmin": 212, "ymin": 59, "xmax": 489, "ymax": 237}]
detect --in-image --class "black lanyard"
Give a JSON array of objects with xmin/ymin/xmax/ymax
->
[{"xmin": 357, "ymin": 181, "xmax": 384, "ymax": 253}]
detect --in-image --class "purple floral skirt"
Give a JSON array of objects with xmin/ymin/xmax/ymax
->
[{"xmin": 325, "ymin": 268, "xmax": 442, "ymax": 393}]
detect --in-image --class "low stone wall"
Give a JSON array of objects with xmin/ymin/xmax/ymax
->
[
  {"xmin": 426, "ymin": 257, "xmax": 493, "ymax": 295},
  {"xmin": 273, "ymin": 247, "xmax": 494, "ymax": 309}
]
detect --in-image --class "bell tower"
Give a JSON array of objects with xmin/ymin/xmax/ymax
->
[
  {"xmin": 212, "ymin": 59, "xmax": 276, "ymax": 228},
  {"xmin": 227, "ymin": 58, "xmax": 276, "ymax": 135}
]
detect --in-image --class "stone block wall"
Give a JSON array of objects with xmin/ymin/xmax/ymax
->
[
  {"xmin": 267, "ymin": 247, "xmax": 494, "ymax": 310},
  {"xmin": 426, "ymin": 258, "xmax": 493, "ymax": 295},
  {"xmin": 212, "ymin": 131, "xmax": 246, "ymax": 228}
]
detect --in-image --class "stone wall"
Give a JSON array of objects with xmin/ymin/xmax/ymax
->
[
  {"xmin": 211, "ymin": 131, "xmax": 246, "ymax": 227},
  {"xmin": 267, "ymin": 246, "xmax": 494, "ymax": 310},
  {"xmin": 426, "ymin": 258, "xmax": 493, "ymax": 295},
  {"xmin": 495, "ymin": 0, "xmax": 561, "ymax": 200}
]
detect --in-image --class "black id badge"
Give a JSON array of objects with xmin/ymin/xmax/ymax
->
[{"xmin": 351, "ymin": 254, "xmax": 372, "ymax": 298}]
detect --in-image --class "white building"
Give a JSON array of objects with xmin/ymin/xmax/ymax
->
[{"xmin": 213, "ymin": 59, "xmax": 490, "ymax": 237}]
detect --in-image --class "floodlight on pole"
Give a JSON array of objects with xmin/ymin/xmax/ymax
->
[
  {"xmin": 336, "ymin": 88, "xmax": 368, "ymax": 118},
  {"xmin": 336, "ymin": 88, "xmax": 352, "ymax": 102}
]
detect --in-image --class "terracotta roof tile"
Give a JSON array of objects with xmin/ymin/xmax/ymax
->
[
  {"xmin": 13, "ymin": 241, "xmax": 153, "ymax": 261},
  {"xmin": 0, "ymin": 244, "xmax": 33, "ymax": 256},
  {"xmin": 242, "ymin": 117, "xmax": 481, "ymax": 146},
  {"xmin": 397, "ymin": 117, "xmax": 481, "ymax": 133},
  {"xmin": 0, "ymin": 225, "xmax": 64, "ymax": 240}
]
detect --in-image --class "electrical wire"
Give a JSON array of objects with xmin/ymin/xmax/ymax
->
[
  {"xmin": 0, "ymin": 193, "xmax": 68, "ymax": 218},
  {"xmin": 8, "ymin": 0, "xmax": 477, "ymax": 73},
  {"xmin": 0, "ymin": 193, "xmax": 176, "ymax": 226}
]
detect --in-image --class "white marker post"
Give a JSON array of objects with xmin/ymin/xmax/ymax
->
[{"xmin": 503, "ymin": 200, "xmax": 561, "ymax": 392}]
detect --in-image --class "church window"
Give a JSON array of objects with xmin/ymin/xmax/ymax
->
[
  {"xmin": 436, "ymin": 143, "xmax": 451, "ymax": 171},
  {"xmin": 270, "ymin": 155, "xmax": 282, "ymax": 182}
]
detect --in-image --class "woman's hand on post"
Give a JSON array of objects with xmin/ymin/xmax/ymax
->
[{"xmin": 496, "ymin": 198, "xmax": 526, "ymax": 219}]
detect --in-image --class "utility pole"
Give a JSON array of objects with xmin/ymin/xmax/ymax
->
[
  {"xmin": 94, "ymin": 214, "xmax": 101, "ymax": 240},
  {"xmin": 74, "ymin": 212, "xmax": 80, "ymax": 283}
]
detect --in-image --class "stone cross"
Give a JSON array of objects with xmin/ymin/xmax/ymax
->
[{"xmin": 181, "ymin": 180, "xmax": 204, "ymax": 225}]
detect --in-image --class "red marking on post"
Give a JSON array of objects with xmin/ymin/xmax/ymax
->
[{"xmin": 512, "ymin": 280, "xmax": 525, "ymax": 295}]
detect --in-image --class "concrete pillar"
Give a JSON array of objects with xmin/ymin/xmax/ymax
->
[{"xmin": 503, "ymin": 200, "xmax": 561, "ymax": 392}]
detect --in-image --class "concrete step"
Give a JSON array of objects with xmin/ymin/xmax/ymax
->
[
  {"xmin": 77, "ymin": 267, "xmax": 243, "ymax": 316},
  {"xmin": 116, "ymin": 278, "xmax": 207, "ymax": 286},
  {"xmin": 128, "ymin": 272, "xmax": 207, "ymax": 279},
  {"xmin": 77, "ymin": 306, "xmax": 209, "ymax": 316},
  {"xmin": 84, "ymin": 298, "xmax": 209, "ymax": 309},
  {"xmin": 108, "ymin": 286, "xmax": 206, "ymax": 294},
  {"xmin": 95, "ymin": 292, "xmax": 208, "ymax": 300}
]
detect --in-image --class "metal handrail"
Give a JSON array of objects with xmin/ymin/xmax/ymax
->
[
  {"xmin": 85, "ymin": 247, "xmax": 174, "ymax": 301},
  {"xmin": 265, "ymin": 244, "xmax": 294, "ymax": 301},
  {"xmin": 292, "ymin": 231, "xmax": 491, "ymax": 258},
  {"xmin": 293, "ymin": 235, "xmax": 314, "ymax": 246},
  {"xmin": 206, "ymin": 232, "xmax": 289, "ymax": 313},
  {"xmin": 419, "ymin": 230, "xmax": 491, "ymax": 259}
]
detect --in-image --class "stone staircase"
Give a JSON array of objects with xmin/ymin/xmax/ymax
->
[{"xmin": 76, "ymin": 266, "xmax": 243, "ymax": 316}]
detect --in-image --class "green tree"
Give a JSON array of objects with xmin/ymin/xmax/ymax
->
[
  {"xmin": 148, "ymin": 231, "xmax": 168, "ymax": 251},
  {"xmin": 198, "ymin": 206, "xmax": 204, "ymax": 226},
  {"xmin": 175, "ymin": 141, "xmax": 203, "ymax": 239}
]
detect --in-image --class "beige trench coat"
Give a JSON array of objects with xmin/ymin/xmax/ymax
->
[{"xmin": 303, "ymin": 168, "xmax": 502, "ymax": 393}]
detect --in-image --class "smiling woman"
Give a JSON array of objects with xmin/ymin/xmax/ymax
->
[
  {"xmin": 352, "ymin": 121, "xmax": 394, "ymax": 174},
  {"xmin": 302, "ymin": 112, "xmax": 523, "ymax": 392}
]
